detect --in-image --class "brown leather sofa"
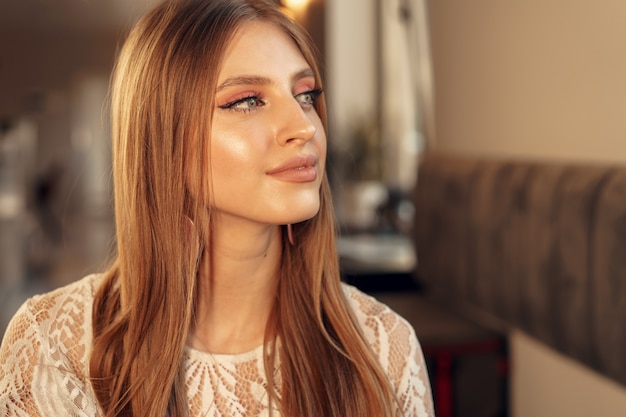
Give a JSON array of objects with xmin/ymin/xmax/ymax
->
[{"xmin": 412, "ymin": 152, "xmax": 626, "ymax": 387}]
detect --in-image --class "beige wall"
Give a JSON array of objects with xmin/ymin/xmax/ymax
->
[
  {"xmin": 428, "ymin": 1, "xmax": 626, "ymax": 415},
  {"xmin": 429, "ymin": 0, "xmax": 626, "ymax": 164},
  {"xmin": 512, "ymin": 330, "xmax": 626, "ymax": 417},
  {"xmin": 326, "ymin": 0, "xmax": 377, "ymax": 146}
]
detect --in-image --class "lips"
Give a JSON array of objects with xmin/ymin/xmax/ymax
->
[{"xmin": 267, "ymin": 155, "xmax": 318, "ymax": 183}]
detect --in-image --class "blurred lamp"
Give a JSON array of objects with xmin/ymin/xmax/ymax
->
[{"xmin": 282, "ymin": 0, "xmax": 310, "ymax": 12}]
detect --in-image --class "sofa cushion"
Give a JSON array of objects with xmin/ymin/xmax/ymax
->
[{"xmin": 413, "ymin": 152, "xmax": 626, "ymax": 386}]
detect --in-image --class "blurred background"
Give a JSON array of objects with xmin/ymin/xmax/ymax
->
[
  {"xmin": 0, "ymin": 0, "xmax": 433, "ymax": 325},
  {"xmin": 2, "ymin": 1, "xmax": 626, "ymax": 416}
]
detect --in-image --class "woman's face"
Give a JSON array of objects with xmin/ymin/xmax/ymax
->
[{"xmin": 208, "ymin": 21, "xmax": 326, "ymax": 228}]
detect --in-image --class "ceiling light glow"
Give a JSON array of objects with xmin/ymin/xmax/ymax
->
[{"xmin": 283, "ymin": 0, "xmax": 310, "ymax": 12}]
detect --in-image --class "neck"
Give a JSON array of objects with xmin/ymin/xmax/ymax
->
[{"xmin": 190, "ymin": 221, "xmax": 282, "ymax": 354}]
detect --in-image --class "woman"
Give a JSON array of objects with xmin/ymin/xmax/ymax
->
[{"xmin": 0, "ymin": 0, "xmax": 434, "ymax": 416}]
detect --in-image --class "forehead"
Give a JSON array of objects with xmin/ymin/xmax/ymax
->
[{"xmin": 217, "ymin": 20, "xmax": 311, "ymax": 82}]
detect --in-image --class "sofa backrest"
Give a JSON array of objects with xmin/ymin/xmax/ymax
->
[{"xmin": 412, "ymin": 152, "xmax": 626, "ymax": 386}]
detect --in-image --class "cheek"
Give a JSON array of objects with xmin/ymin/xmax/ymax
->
[
  {"xmin": 314, "ymin": 126, "xmax": 327, "ymax": 169},
  {"xmin": 210, "ymin": 128, "xmax": 258, "ymax": 172},
  {"xmin": 185, "ymin": 127, "xmax": 257, "ymax": 204},
  {"xmin": 212, "ymin": 136, "xmax": 246, "ymax": 168}
]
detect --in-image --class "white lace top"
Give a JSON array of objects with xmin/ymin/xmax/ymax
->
[{"xmin": 0, "ymin": 274, "xmax": 434, "ymax": 416}]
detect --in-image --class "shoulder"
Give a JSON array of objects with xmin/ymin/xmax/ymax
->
[
  {"xmin": 0, "ymin": 274, "xmax": 104, "ymax": 415},
  {"xmin": 342, "ymin": 283, "xmax": 435, "ymax": 417},
  {"xmin": 30, "ymin": 273, "xmax": 102, "ymax": 311},
  {"xmin": 1, "ymin": 274, "xmax": 102, "ymax": 372},
  {"xmin": 342, "ymin": 283, "xmax": 416, "ymax": 353},
  {"xmin": 24, "ymin": 274, "xmax": 101, "ymax": 340}
]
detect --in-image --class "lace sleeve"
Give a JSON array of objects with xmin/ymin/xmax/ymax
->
[
  {"xmin": 397, "ymin": 324, "xmax": 435, "ymax": 417},
  {"xmin": 0, "ymin": 277, "xmax": 101, "ymax": 416},
  {"xmin": 1, "ymin": 301, "xmax": 44, "ymax": 416},
  {"xmin": 343, "ymin": 285, "xmax": 435, "ymax": 417}
]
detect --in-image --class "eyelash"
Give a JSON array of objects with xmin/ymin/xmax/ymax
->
[
  {"xmin": 219, "ymin": 88, "xmax": 324, "ymax": 113},
  {"xmin": 219, "ymin": 94, "xmax": 265, "ymax": 113},
  {"xmin": 296, "ymin": 88, "xmax": 324, "ymax": 107}
]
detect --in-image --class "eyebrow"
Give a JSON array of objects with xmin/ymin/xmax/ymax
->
[{"xmin": 216, "ymin": 68, "xmax": 316, "ymax": 92}]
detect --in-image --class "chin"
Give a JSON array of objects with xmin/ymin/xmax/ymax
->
[{"xmin": 285, "ymin": 202, "xmax": 321, "ymax": 224}]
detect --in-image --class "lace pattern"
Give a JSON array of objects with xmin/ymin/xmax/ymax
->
[
  {"xmin": 345, "ymin": 287, "xmax": 434, "ymax": 417},
  {"xmin": 1, "ymin": 275, "xmax": 434, "ymax": 416},
  {"xmin": 184, "ymin": 346, "xmax": 280, "ymax": 416},
  {"xmin": 0, "ymin": 275, "xmax": 99, "ymax": 417}
]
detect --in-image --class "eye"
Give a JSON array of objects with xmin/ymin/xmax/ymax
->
[
  {"xmin": 219, "ymin": 95, "xmax": 266, "ymax": 112},
  {"xmin": 295, "ymin": 88, "xmax": 323, "ymax": 108}
]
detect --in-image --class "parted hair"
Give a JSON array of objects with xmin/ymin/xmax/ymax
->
[{"xmin": 90, "ymin": 0, "xmax": 401, "ymax": 416}]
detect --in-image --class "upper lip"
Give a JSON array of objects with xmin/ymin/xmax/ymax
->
[{"xmin": 266, "ymin": 155, "xmax": 317, "ymax": 175}]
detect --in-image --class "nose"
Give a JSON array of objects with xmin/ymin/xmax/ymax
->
[{"xmin": 275, "ymin": 96, "xmax": 317, "ymax": 145}]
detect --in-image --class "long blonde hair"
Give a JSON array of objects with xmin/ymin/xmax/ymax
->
[{"xmin": 90, "ymin": 1, "xmax": 400, "ymax": 416}]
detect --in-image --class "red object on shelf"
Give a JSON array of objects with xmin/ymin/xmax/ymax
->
[{"xmin": 423, "ymin": 337, "xmax": 508, "ymax": 417}]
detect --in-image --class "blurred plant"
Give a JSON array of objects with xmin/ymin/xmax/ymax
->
[{"xmin": 339, "ymin": 115, "xmax": 384, "ymax": 182}]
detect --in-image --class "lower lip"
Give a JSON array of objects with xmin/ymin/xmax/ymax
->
[{"xmin": 268, "ymin": 167, "xmax": 317, "ymax": 183}]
